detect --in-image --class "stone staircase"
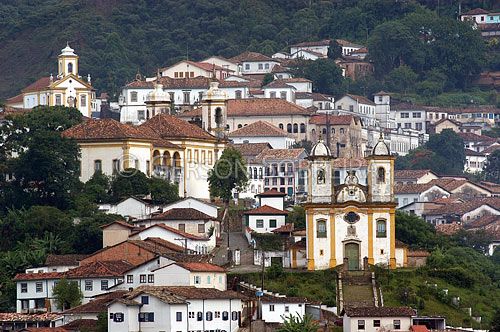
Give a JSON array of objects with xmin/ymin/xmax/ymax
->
[
  {"xmin": 337, "ymin": 270, "xmax": 382, "ymax": 314},
  {"xmin": 211, "ymin": 232, "xmax": 254, "ymax": 266}
]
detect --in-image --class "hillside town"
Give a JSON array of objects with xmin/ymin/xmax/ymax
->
[{"xmin": 0, "ymin": 2, "xmax": 500, "ymax": 332}]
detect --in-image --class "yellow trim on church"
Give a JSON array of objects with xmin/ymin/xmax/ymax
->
[
  {"xmin": 306, "ymin": 210, "xmax": 315, "ymax": 270},
  {"xmin": 329, "ymin": 209, "xmax": 336, "ymax": 268}
]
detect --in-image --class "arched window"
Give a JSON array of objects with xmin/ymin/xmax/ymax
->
[
  {"xmin": 67, "ymin": 62, "xmax": 73, "ymax": 74},
  {"xmin": 293, "ymin": 123, "xmax": 298, "ymax": 133},
  {"xmin": 235, "ymin": 90, "xmax": 242, "ymax": 99},
  {"xmin": 259, "ymin": 167, "xmax": 263, "ymax": 179},
  {"xmin": 376, "ymin": 219, "xmax": 387, "ymax": 237},
  {"xmin": 322, "ymin": 128, "xmax": 327, "ymax": 135},
  {"xmin": 206, "ymin": 311, "xmax": 213, "ymax": 321},
  {"xmin": 300, "ymin": 123, "xmax": 305, "ymax": 133},
  {"xmin": 215, "ymin": 107, "xmax": 222, "ymax": 128},
  {"xmin": 317, "ymin": 219, "xmax": 327, "ymax": 238},
  {"xmin": 254, "ymin": 168, "xmax": 257, "ymax": 179},
  {"xmin": 377, "ymin": 167, "xmax": 385, "ymax": 183},
  {"xmin": 279, "ymin": 123, "xmax": 284, "ymax": 130},
  {"xmin": 311, "ymin": 129, "xmax": 316, "ymax": 136},
  {"xmin": 237, "ymin": 124, "xmax": 242, "ymax": 129},
  {"xmin": 248, "ymin": 167, "xmax": 252, "ymax": 179},
  {"xmin": 331, "ymin": 127, "xmax": 335, "ymax": 134},
  {"xmin": 287, "ymin": 123, "xmax": 292, "ymax": 133},
  {"xmin": 340, "ymin": 128, "xmax": 345, "ymax": 134}
]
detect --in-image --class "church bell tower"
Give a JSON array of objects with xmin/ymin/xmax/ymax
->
[
  {"xmin": 201, "ymin": 81, "xmax": 228, "ymax": 138},
  {"xmin": 58, "ymin": 43, "xmax": 79, "ymax": 78}
]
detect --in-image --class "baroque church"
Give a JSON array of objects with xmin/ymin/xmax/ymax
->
[{"xmin": 305, "ymin": 135, "xmax": 398, "ymax": 270}]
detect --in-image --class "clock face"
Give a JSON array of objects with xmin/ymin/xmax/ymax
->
[{"xmin": 344, "ymin": 211, "xmax": 360, "ymax": 224}]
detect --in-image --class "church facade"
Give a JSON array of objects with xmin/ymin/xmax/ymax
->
[{"xmin": 305, "ymin": 136, "xmax": 398, "ymax": 270}]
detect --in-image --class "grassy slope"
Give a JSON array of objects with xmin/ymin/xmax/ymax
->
[
  {"xmin": 380, "ymin": 269, "xmax": 500, "ymax": 328},
  {"xmin": 234, "ymin": 269, "xmax": 499, "ymax": 329}
]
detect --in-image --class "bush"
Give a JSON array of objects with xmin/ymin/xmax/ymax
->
[
  {"xmin": 428, "ymin": 268, "xmax": 475, "ymax": 288},
  {"xmin": 267, "ymin": 263, "xmax": 284, "ymax": 279}
]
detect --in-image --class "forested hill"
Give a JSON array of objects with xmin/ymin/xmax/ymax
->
[{"xmin": 0, "ymin": 0, "xmax": 496, "ymax": 100}]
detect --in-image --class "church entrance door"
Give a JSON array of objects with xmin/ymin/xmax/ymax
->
[{"xmin": 345, "ymin": 243, "xmax": 360, "ymax": 270}]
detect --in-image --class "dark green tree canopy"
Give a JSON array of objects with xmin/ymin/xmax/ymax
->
[
  {"xmin": 52, "ymin": 278, "xmax": 83, "ymax": 310},
  {"xmin": 208, "ymin": 147, "xmax": 248, "ymax": 203},
  {"xmin": 484, "ymin": 150, "xmax": 500, "ymax": 184}
]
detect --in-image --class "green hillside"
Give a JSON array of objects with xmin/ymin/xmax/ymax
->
[{"xmin": 0, "ymin": 0, "xmax": 498, "ymax": 100}]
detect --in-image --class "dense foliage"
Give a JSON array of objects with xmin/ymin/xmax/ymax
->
[
  {"xmin": 0, "ymin": 0, "xmax": 495, "ymax": 100},
  {"xmin": 52, "ymin": 278, "xmax": 83, "ymax": 311},
  {"xmin": 396, "ymin": 129, "xmax": 466, "ymax": 175}
]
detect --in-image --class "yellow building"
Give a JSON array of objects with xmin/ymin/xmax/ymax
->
[
  {"xmin": 304, "ymin": 135, "xmax": 400, "ymax": 271},
  {"xmin": 5, "ymin": 44, "xmax": 95, "ymax": 117}
]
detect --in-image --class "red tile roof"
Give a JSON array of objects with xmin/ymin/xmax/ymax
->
[
  {"xmin": 0, "ymin": 313, "xmax": 62, "ymax": 322},
  {"xmin": 231, "ymin": 143, "xmax": 272, "ymax": 158},
  {"xmin": 435, "ymin": 223, "xmax": 463, "ymax": 235},
  {"xmin": 343, "ymin": 93, "xmax": 375, "ymax": 106},
  {"xmin": 66, "ymin": 260, "xmax": 133, "ymax": 278},
  {"xmin": 63, "ymin": 291, "xmax": 128, "ymax": 314},
  {"xmin": 463, "ymin": 8, "xmax": 489, "ymax": 15},
  {"xmin": 230, "ymin": 51, "xmax": 275, "ymax": 63},
  {"xmin": 343, "ymin": 306, "xmax": 415, "ymax": 317},
  {"xmin": 256, "ymin": 148, "xmax": 306, "ymax": 161},
  {"xmin": 272, "ymin": 223, "xmax": 294, "ymax": 233},
  {"xmin": 309, "ymin": 114, "xmax": 355, "ymax": 125},
  {"xmin": 244, "ymin": 205, "xmax": 288, "ymax": 215},
  {"xmin": 458, "ymin": 132, "xmax": 496, "ymax": 142},
  {"xmin": 6, "ymin": 94, "xmax": 23, "ymax": 104},
  {"xmin": 62, "ymin": 319, "xmax": 98, "ymax": 331},
  {"xmin": 175, "ymin": 262, "xmax": 225, "ymax": 272},
  {"xmin": 256, "ymin": 189, "xmax": 287, "ymax": 197},
  {"xmin": 139, "ymin": 223, "xmax": 210, "ymax": 241},
  {"xmin": 14, "ymin": 271, "xmax": 64, "ymax": 281},
  {"xmin": 149, "ymin": 208, "xmax": 214, "ymax": 221},
  {"xmin": 411, "ymin": 325, "xmax": 430, "ymax": 332},
  {"xmin": 143, "ymin": 237, "xmax": 186, "ymax": 253},
  {"xmin": 394, "ymin": 169, "xmax": 435, "ymax": 180},
  {"xmin": 407, "ymin": 250, "xmax": 430, "ymax": 257},
  {"xmin": 394, "ymin": 183, "xmax": 447, "ymax": 195},
  {"xmin": 229, "ymin": 121, "xmax": 289, "ymax": 137},
  {"xmin": 45, "ymin": 254, "xmax": 88, "ymax": 267},
  {"xmin": 100, "ymin": 220, "xmax": 136, "ymax": 230},
  {"xmin": 21, "ymin": 77, "xmax": 51, "ymax": 93},
  {"xmin": 63, "ymin": 119, "xmax": 180, "ymax": 149},
  {"xmin": 140, "ymin": 114, "xmax": 215, "ymax": 141},
  {"xmin": 19, "ymin": 328, "xmax": 67, "ymax": 332}
]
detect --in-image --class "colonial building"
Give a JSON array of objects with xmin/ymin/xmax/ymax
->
[
  {"xmin": 304, "ymin": 135, "xmax": 398, "ymax": 270},
  {"xmin": 5, "ymin": 44, "xmax": 95, "ymax": 117}
]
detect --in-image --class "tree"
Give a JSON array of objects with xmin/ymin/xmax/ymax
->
[
  {"xmin": 484, "ymin": 150, "xmax": 500, "ymax": 184},
  {"xmin": 262, "ymin": 73, "xmax": 275, "ymax": 86},
  {"xmin": 327, "ymin": 39, "xmax": 342, "ymax": 59},
  {"xmin": 208, "ymin": 147, "xmax": 248, "ymax": 228},
  {"xmin": 276, "ymin": 314, "xmax": 319, "ymax": 332},
  {"xmin": 426, "ymin": 129, "xmax": 465, "ymax": 175},
  {"xmin": 287, "ymin": 206, "xmax": 306, "ymax": 229},
  {"xmin": 110, "ymin": 168, "xmax": 150, "ymax": 202},
  {"xmin": 0, "ymin": 106, "xmax": 83, "ymax": 209},
  {"xmin": 385, "ymin": 65, "xmax": 418, "ymax": 94},
  {"xmin": 395, "ymin": 211, "xmax": 445, "ymax": 249},
  {"xmin": 52, "ymin": 278, "xmax": 83, "ymax": 310},
  {"xmin": 491, "ymin": 308, "xmax": 500, "ymax": 332},
  {"xmin": 149, "ymin": 177, "xmax": 180, "ymax": 205},
  {"xmin": 291, "ymin": 59, "xmax": 346, "ymax": 96},
  {"xmin": 82, "ymin": 171, "xmax": 112, "ymax": 204}
]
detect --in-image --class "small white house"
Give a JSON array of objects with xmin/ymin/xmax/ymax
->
[
  {"xmin": 342, "ymin": 307, "xmax": 415, "ymax": 332},
  {"xmin": 151, "ymin": 262, "xmax": 227, "ymax": 291},
  {"xmin": 98, "ymin": 196, "xmax": 162, "ymax": 220},
  {"xmin": 107, "ymin": 286, "xmax": 244, "ymax": 332},
  {"xmin": 260, "ymin": 296, "xmax": 307, "ymax": 324},
  {"xmin": 244, "ymin": 205, "xmax": 287, "ymax": 233}
]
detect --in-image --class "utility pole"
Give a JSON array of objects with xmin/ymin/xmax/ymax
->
[{"xmin": 175, "ymin": 238, "xmax": 188, "ymax": 254}]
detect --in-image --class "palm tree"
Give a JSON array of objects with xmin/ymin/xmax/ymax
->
[{"xmin": 277, "ymin": 314, "xmax": 319, "ymax": 332}]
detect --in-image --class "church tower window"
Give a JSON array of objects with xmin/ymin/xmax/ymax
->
[
  {"xmin": 68, "ymin": 62, "xmax": 73, "ymax": 74},
  {"xmin": 317, "ymin": 219, "xmax": 327, "ymax": 238},
  {"xmin": 376, "ymin": 219, "xmax": 387, "ymax": 237},
  {"xmin": 317, "ymin": 168, "xmax": 326, "ymax": 184},
  {"xmin": 215, "ymin": 107, "xmax": 222, "ymax": 128},
  {"xmin": 377, "ymin": 167, "xmax": 385, "ymax": 183}
]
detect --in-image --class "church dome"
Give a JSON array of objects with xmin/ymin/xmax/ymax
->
[
  {"xmin": 146, "ymin": 83, "xmax": 170, "ymax": 103},
  {"xmin": 310, "ymin": 139, "xmax": 331, "ymax": 157},
  {"xmin": 60, "ymin": 43, "xmax": 76, "ymax": 56},
  {"xmin": 372, "ymin": 133, "xmax": 390, "ymax": 156}
]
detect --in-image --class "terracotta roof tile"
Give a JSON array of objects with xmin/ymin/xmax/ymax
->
[
  {"xmin": 407, "ymin": 250, "xmax": 430, "ymax": 257},
  {"xmin": 458, "ymin": 132, "xmax": 496, "ymax": 142},
  {"xmin": 141, "ymin": 114, "xmax": 215, "ymax": 141},
  {"xmin": 272, "ymin": 223, "xmax": 294, "ymax": 233},
  {"xmin": 0, "ymin": 106, "xmax": 30, "ymax": 120},
  {"xmin": 336, "ymin": 39, "xmax": 364, "ymax": 49},
  {"xmin": 481, "ymin": 144, "xmax": 500, "ymax": 154},
  {"xmin": 62, "ymin": 319, "xmax": 98, "ymax": 331},
  {"xmin": 411, "ymin": 325, "xmax": 430, "ymax": 332},
  {"xmin": 394, "ymin": 183, "xmax": 447, "ymax": 195},
  {"xmin": 126, "ymin": 286, "xmax": 245, "ymax": 302},
  {"xmin": 174, "ymin": 262, "xmax": 225, "ymax": 272},
  {"xmin": 256, "ymin": 189, "xmax": 287, "ymax": 197},
  {"xmin": 230, "ymin": 51, "xmax": 274, "ymax": 63},
  {"xmin": 395, "ymin": 169, "xmax": 435, "ymax": 180},
  {"xmin": 429, "ymin": 197, "xmax": 500, "ymax": 216},
  {"xmin": 143, "ymin": 237, "xmax": 186, "ymax": 253},
  {"xmin": 66, "ymin": 260, "xmax": 133, "ymax": 278},
  {"xmin": 149, "ymin": 208, "xmax": 214, "ymax": 221},
  {"xmin": 229, "ymin": 121, "xmax": 289, "ymax": 137},
  {"xmin": 19, "ymin": 328, "xmax": 67, "ymax": 332},
  {"xmin": 6, "ymin": 94, "xmax": 23, "ymax": 104},
  {"xmin": 435, "ymin": 223, "xmax": 463, "ymax": 235},
  {"xmin": 100, "ymin": 220, "xmax": 136, "ymax": 230},
  {"xmin": 256, "ymin": 148, "xmax": 306, "ymax": 161},
  {"xmin": 463, "ymin": 8, "xmax": 489, "ymax": 15},
  {"xmin": 45, "ymin": 254, "xmax": 88, "ymax": 267},
  {"xmin": 309, "ymin": 114, "xmax": 354, "ymax": 125},
  {"xmin": 343, "ymin": 306, "xmax": 415, "ymax": 317},
  {"xmin": 21, "ymin": 77, "xmax": 51, "ymax": 93},
  {"xmin": 137, "ymin": 224, "xmax": 210, "ymax": 241},
  {"xmin": 244, "ymin": 205, "xmax": 288, "ymax": 215},
  {"xmin": 14, "ymin": 271, "xmax": 64, "ymax": 281},
  {"xmin": 263, "ymin": 79, "xmax": 296, "ymax": 89},
  {"xmin": 344, "ymin": 93, "xmax": 375, "ymax": 106},
  {"xmin": 231, "ymin": 143, "xmax": 272, "ymax": 158},
  {"xmin": 0, "ymin": 313, "xmax": 62, "ymax": 322}
]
